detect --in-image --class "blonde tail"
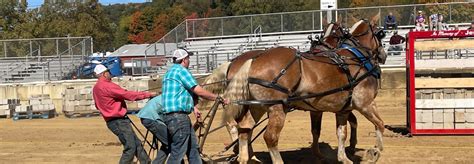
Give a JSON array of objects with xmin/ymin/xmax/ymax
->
[{"xmin": 223, "ymin": 59, "xmax": 253, "ymax": 121}]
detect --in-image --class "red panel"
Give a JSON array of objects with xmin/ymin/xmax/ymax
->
[{"xmin": 407, "ymin": 30, "xmax": 474, "ymax": 135}]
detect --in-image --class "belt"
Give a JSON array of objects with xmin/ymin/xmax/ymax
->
[{"xmin": 164, "ymin": 111, "xmax": 190, "ymax": 115}]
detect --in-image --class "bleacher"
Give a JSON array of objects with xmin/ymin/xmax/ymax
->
[{"xmin": 1, "ymin": 55, "xmax": 84, "ymax": 83}]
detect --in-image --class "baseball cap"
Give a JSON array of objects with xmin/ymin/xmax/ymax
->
[
  {"xmin": 172, "ymin": 49, "xmax": 193, "ymax": 60},
  {"xmin": 94, "ymin": 64, "xmax": 108, "ymax": 75}
]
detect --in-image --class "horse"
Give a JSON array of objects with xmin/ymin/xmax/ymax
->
[
  {"xmin": 222, "ymin": 13, "xmax": 387, "ymax": 164},
  {"xmin": 201, "ymin": 20, "xmax": 363, "ymax": 160},
  {"xmin": 200, "ymin": 20, "xmax": 361, "ymax": 158}
]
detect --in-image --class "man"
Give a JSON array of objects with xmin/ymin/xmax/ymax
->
[
  {"xmin": 92, "ymin": 64, "xmax": 156, "ymax": 164},
  {"xmin": 429, "ymin": 13, "xmax": 438, "ymax": 30},
  {"xmin": 388, "ymin": 31, "xmax": 406, "ymax": 55},
  {"xmin": 384, "ymin": 12, "xmax": 397, "ymax": 30},
  {"xmin": 137, "ymin": 95, "xmax": 169, "ymax": 164},
  {"xmin": 415, "ymin": 11, "xmax": 426, "ymax": 31},
  {"xmin": 161, "ymin": 48, "xmax": 229, "ymax": 164}
]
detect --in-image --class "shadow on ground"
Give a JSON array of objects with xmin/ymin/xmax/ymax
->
[{"xmin": 210, "ymin": 142, "xmax": 366, "ymax": 164}]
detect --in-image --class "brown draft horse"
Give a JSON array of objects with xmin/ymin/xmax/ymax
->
[
  {"xmin": 201, "ymin": 21, "xmax": 360, "ymax": 160},
  {"xmin": 222, "ymin": 14, "xmax": 386, "ymax": 164}
]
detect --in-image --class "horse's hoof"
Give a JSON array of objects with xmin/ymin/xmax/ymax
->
[{"xmin": 366, "ymin": 148, "xmax": 381, "ymax": 163}]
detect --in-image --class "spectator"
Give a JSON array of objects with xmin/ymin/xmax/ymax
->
[
  {"xmin": 437, "ymin": 14, "xmax": 448, "ymax": 31},
  {"xmin": 415, "ymin": 11, "xmax": 426, "ymax": 31},
  {"xmin": 384, "ymin": 12, "xmax": 397, "ymax": 30},
  {"xmin": 468, "ymin": 21, "xmax": 474, "ymax": 30},
  {"xmin": 161, "ymin": 49, "xmax": 229, "ymax": 164},
  {"xmin": 92, "ymin": 64, "xmax": 156, "ymax": 164},
  {"xmin": 429, "ymin": 13, "xmax": 438, "ymax": 30},
  {"xmin": 388, "ymin": 31, "xmax": 406, "ymax": 55}
]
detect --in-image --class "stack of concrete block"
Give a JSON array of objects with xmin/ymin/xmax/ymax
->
[
  {"xmin": 125, "ymin": 99, "xmax": 149, "ymax": 110},
  {"xmin": 62, "ymin": 86, "xmax": 98, "ymax": 117},
  {"xmin": 415, "ymin": 89, "xmax": 474, "ymax": 129},
  {"xmin": 0, "ymin": 99, "xmax": 21, "ymax": 118},
  {"xmin": 28, "ymin": 94, "xmax": 56, "ymax": 112}
]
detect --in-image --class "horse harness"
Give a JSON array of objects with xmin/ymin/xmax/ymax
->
[{"xmin": 237, "ymin": 44, "xmax": 381, "ymax": 113}]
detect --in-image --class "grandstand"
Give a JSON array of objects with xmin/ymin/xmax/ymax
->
[
  {"xmin": 0, "ymin": 37, "xmax": 92, "ymax": 83},
  {"xmin": 1, "ymin": 2, "xmax": 473, "ymax": 83}
]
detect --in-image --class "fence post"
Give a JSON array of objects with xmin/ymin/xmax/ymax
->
[
  {"xmin": 221, "ymin": 18, "xmax": 224, "ymax": 36},
  {"xmin": 281, "ymin": 14, "xmax": 284, "ymax": 32},
  {"xmin": 57, "ymin": 39, "xmax": 62, "ymax": 80},
  {"xmin": 449, "ymin": 4, "xmax": 452, "ymax": 23}
]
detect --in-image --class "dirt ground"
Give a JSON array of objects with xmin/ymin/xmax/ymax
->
[{"xmin": 1, "ymin": 98, "xmax": 474, "ymax": 163}]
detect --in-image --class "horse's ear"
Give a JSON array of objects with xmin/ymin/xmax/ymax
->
[
  {"xmin": 371, "ymin": 12, "xmax": 381, "ymax": 26},
  {"xmin": 336, "ymin": 16, "xmax": 342, "ymax": 25},
  {"xmin": 350, "ymin": 16, "xmax": 359, "ymax": 25},
  {"xmin": 322, "ymin": 18, "xmax": 328, "ymax": 28}
]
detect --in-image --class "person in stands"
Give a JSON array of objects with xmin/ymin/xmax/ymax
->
[
  {"xmin": 415, "ymin": 11, "xmax": 426, "ymax": 31},
  {"xmin": 384, "ymin": 12, "xmax": 398, "ymax": 30},
  {"xmin": 388, "ymin": 31, "xmax": 406, "ymax": 55}
]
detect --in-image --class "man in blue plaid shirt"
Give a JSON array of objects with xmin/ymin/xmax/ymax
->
[{"xmin": 162, "ymin": 48, "xmax": 229, "ymax": 164}]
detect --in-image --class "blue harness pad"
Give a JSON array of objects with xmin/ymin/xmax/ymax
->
[{"xmin": 340, "ymin": 44, "xmax": 380, "ymax": 78}]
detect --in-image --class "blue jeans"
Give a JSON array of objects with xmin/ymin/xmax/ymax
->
[
  {"xmin": 106, "ymin": 117, "xmax": 150, "ymax": 164},
  {"xmin": 163, "ymin": 113, "xmax": 202, "ymax": 164},
  {"xmin": 141, "ymin": 118, "xmax": 169, "ymax": 164}
]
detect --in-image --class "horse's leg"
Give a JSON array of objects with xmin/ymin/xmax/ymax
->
[
  {"xmin": 310, "ymin": 111, "xmax": 324, "ymax": 159},
  {"xmin": 263, "ymin": 104, "xmax": 286, "ymax": 164},
  {"xmin": 357, "ymin": 101, "xmax": 384, "ymax": 162},
  {"xmin": 336, "ymin": 112, "xmax": 353, "ymax": 164},
  {"xmin": 237, "ymin": 110, "xmax": 256, "ymax": 164},
  {"xmin": 347, "ymin": 112, "xmax": 358, "ymax": 155},
  {"xmin": 225, "ymin": 120, "xmax": 240, "ymax": 154}
]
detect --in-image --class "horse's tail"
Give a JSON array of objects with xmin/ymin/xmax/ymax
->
[
  {"xmin": 197, "ymin": 62, "xmax": 231, "ymax": 111},
  {"xmin": 202, "ymin": 62, "xmax": 231, "ymax": 94},
  {"xmin": 223, "ymin": 59, "xmax": 252, "ymax": 122}
]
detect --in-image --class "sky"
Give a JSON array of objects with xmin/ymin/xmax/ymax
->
[{"xmin": 27, "ymin": 0, "xmax": 147, "ymax": 8}]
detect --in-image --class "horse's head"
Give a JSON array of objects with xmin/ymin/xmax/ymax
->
[
  {"xmin": 347, "ymin": 14, "xmax": 387, "ymax": 64},
  {"xmin": 310, "ymin": 19, "xmax": 345, "ymax": 52}
]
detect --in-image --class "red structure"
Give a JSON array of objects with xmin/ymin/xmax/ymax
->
[{"xmin": 407, "ymin": 30, "xmax": 474, "ymax": 135}]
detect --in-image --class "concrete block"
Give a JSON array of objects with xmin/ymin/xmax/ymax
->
[
  {"xmin": 49, "ymin": 104, "xmax": 55, "ymax": 110},
  {"xmin": 29, "ymin": 99, "xmax": 41, "ymax": 105},
  {"xmin": 85, "ymin": 94, "xmax": 93, "ymax": 100},
  {"xmin": 41, "ymin": 99, "xmax": 53, "ymax": 105},
  {"xmin": 433, "ymin": 110, "xmax": 444, "ymax": 123},
  {"xmin": 74, "ymin": 94, "xmax": 83, "ymax": 100},
  {"xmin": 454, "ymin": 110, "xmax": 466, "ymax": 123},
  {"xmin": 0, "ymin": 109, "xmax": 4, "ymax": 116},
  {"xmin": 444, "ymin": 121, "xmax": 454, "ymax": 129},
  {"xmin": 0, "ymin": 105, "xmax": 9, "ymax": 110},
  {"xmin": 416, "ymin": 110, "xmax": 422, "ymax": 122},
  {"xmin": 0, "ymin": 99, "xmax": 8, "ymax": 105},
  {"xmin": 422, "ymin": 110, "xmax": 433, "ymax": 123},
  {"xmin": 415, "ymin": 122, "xmax": 423, "ymax": 129},
  {"xmin": 5, "ymin": 109, "xmax": 11, "ymax": 116},
  {"xmin": 89, "ymin": 105, "xmax": 96, "ymax": 110},
  {"xmin": 444, "ymin": 110, "xmax": 454, "ymax": 123},
  {"xmin": 455, "ymin": 123, "xmax": 467, "ymax": 129},
  {"xmin": 466, "ymin": 113, "xmax": 474, "ymax": 122},
  {"xmin": 64, "ymin": 88, "xmax": 77, "ymax": 95},
  {"xmin": 78, "ymin": 100, "xmax": 91, "ymax": 106},
  {"xmin": 80, "ymin": 88, "xmax": 92, "ymax": 95},
  {"xmin": 466, "ymin": 123, "xmax": 474, "ymax": 128},
  {"xmin": 63, "ymin": 105, "xmax": 75, "ymax": 112},
  {"xmin": 423, "ymin": 122, "xmax": 433, "ymax": 129},
  {"xmin": 65, "ymin": 94, "xmax": 75, "ymax": 101},
  {"xmin": 433, "ymin": 122, "xmax": 444, "ymax": 129}
]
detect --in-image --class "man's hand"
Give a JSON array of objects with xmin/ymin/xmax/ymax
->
[
  {"xmin": 193, "ymin": 106, "xmax": 201, "ymax": 119},
  {"xmin": 148, "ymin": 92, "xmax": 158, "ymax": 98},
  {"xmin": 216, "ymin": 96, "xmax": 230, "ymax": 105}
]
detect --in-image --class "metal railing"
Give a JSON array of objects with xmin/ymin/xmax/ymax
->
[
  {"xmin": 0, "ymin": 37, "xmax": 93, "ymax": 83},
  {"xmin": 144, "ymin": 2, "xmax": 473, "ymax": 59}
]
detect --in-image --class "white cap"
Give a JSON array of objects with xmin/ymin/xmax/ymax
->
[
  {"xmin": 172, "ymin": 49, "xmax": 193, "ymax": 60},
  {"xmin": 94, "ymin": 64, "xmax": 108, "ymax": 75}
]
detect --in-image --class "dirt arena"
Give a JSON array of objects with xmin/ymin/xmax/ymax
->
[{"xmin": 1, "ymin": 96, "xmax": 474, "ymax": 163}]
